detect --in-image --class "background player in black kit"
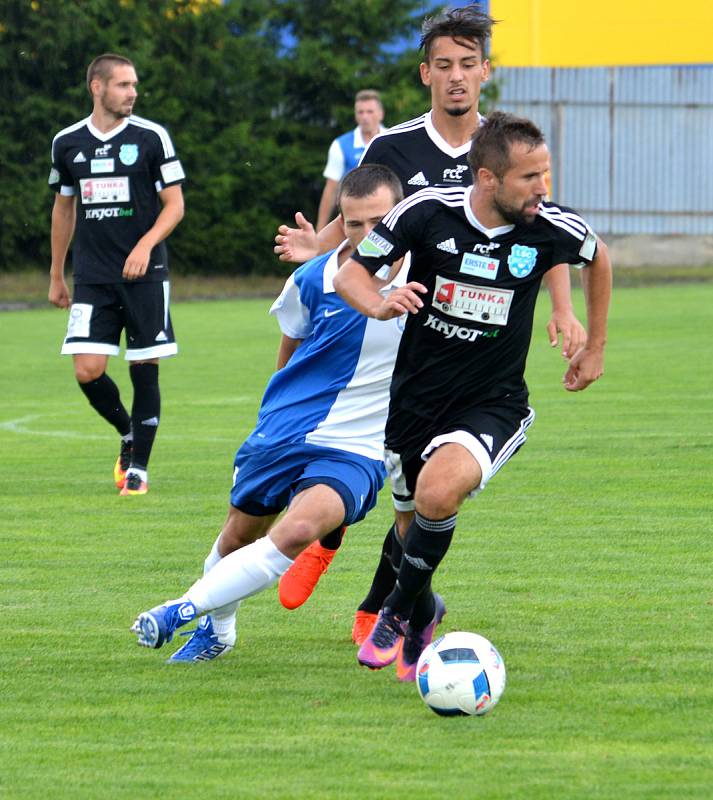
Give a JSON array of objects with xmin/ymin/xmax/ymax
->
[
  {"xmin": 48, "ymin": 53, "xmax": 185, "ymax": 496},
  {"xmin": 333, "ymin": 112, "xmax": 612, "ymax": 680},
  {"xmin": 274, "ymin": 5, "xmax": 587, "ymax": 645}
]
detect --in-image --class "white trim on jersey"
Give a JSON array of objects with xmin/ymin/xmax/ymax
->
[
  {"xmin": 361, "ymin": 111, "xmax": 483, "ymax": 163},
  {"xmin": 86, "ymin": 117, "xmax": 130, "ymax": 143},
  {"xmin": 51, "ymin": 116, "xmax": 91, "ymax": 161},
  {"xmin": 381, "ymin": 185, "xmax": 466, "ymax": 230},
  {"xmin": 129, "ymin": 115, "xmax": 176, "ymax": 158},
  {"xmin": 463, "ymin": 186, "xmax": 515, "ymax": 239},
  {"xmin": 538, "ymin": 204, "xmax": 589, "ymax": 241},
  {"xmin": 424, "ymin": 110, "xmax": 482, "ymax": 159}
]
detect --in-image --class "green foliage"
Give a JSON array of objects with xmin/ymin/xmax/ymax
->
[{"xmin": 1, "ymin": 0, "xmax": 494, "ymax": 275}]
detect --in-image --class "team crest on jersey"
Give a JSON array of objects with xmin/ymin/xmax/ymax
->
[
  {"xmin": 507, "ymin": 245, "xmax": 538, "ymax": 278},
  {"xmin": 119, "ymin": 144, "xmax": 139, "ymax": 166},
  {"xmin": 357, "ymin": 230, "xmax": 393, "ymax": 258}
]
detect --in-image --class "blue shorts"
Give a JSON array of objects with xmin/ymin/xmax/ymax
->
[{"xmin": 229, "ymin": 441, "xmax": 386, "ymax": 526}]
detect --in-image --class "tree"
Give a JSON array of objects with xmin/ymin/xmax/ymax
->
[{"xmin": 0, "ymin": 0, "xmax": 497, "ymax": 275}]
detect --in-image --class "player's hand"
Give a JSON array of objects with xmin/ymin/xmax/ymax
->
[
  {"xmin": 49, "ymin": 276, "xmax": 71, "ymax": 308},
  {"xmin": 122, "ymin": 243, "xmax": 151, "ymax": 280},
  {"xmin": 375, "ymin": 282, "xmax": 427, "ymax": 320},
  {"xmin": 274, "ymin": 212, "xmax": 318, "ymax": 263},
  {"xmin": 563, "ymin": 345, "xmax": 605, "ymax": 392},
  {"xmin": 547, "ymin": 308, "xmax": 587, "ymax": 359}
]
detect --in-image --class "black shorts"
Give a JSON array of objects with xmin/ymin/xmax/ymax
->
[
  {"xmin": 61, "ymin": 281, "xmax": 177, "ymax": 361},
  {"xmin": 385, "ymin": 399, "xmax": 535, "ymax": 511}
]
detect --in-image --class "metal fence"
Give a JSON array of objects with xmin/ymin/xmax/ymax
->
[{"xmin": 496, "ymin": 65, "xmax": 713, "ymax": 234}]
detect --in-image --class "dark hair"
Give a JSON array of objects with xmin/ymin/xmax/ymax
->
[
  {"xmin": 420, "ymin": 4, "xmax": 495, "ymax": 62},
  {"xmin": 468, "ymin": 111, "xmax": 545, "ymax": 180},
  {"xmin": 338, "ymin": 164, "xmax": 404, "ymax": 207},
  {"xmin": 86, "ymin": 53, "xmax": 134, "ymax": 94}
]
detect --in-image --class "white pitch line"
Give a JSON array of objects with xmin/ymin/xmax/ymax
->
[{"xmin": 0, "ymin": 414, "xmax": 238, "ymax": 443}]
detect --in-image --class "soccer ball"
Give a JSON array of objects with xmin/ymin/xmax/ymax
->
[{"xmin": 416, "ymin": 631, "xmax": 506, "ymax": 716}]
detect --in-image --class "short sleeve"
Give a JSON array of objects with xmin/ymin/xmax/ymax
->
[
  {"xmin": 352, "ymin": 195, "xmax": 423, "ymax": 274},
  {"xmin": 146, "ymin": 124, "xmax": 185, "ymax": 191},
  {"xmin": 322, "ymin": 139, "xmax": 345, "ymax": 181},
  {"xmin": 269, "ymin": 273, "xmax": 313, "ymax": 339},
  {"xmin": 543, "ymin": 205, "xmax": 598, "ymax": 269},
  {"xmin": 48, "ymin": 137, "xmax": 75, "ymax": 196}
]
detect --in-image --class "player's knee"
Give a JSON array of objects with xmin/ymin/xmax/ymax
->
[
  {"xmin": 273, "ymin": 517, "xmax": 321, "ymax": 555},
  {"xmin": 414, "ymin": 479, "xmax": 461, "ymax": 519},
  {"xmin": 74, "ymin": 363, "xmax": 104, "ymax": 384}
]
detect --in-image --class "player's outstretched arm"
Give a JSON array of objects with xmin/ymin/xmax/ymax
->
[
  {"xmin": 563, "ymin": 241, "xmax": 612, "ymax": 392},
  {"xmin": 334, "ymin": 258, "xmax": 426, "ymax": 320},
  {"xmin": 544, "ymin": 263, "xmax": 587, "ymax": 358},
  {"xmin": 274, "ymin": 214, "xmax": 344, "ymax": 264},
  {"xmin": 48, "ymin": 194, "xmax": 76, "ymax": 308}
]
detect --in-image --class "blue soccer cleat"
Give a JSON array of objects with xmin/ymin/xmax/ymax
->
[
  {"xmin": 131, "ymin": 600, "xmax": 197, "ymax": 649},
  {"xmin": 168, "ymin": 616, "xmax": 234, "ymax": 663}
]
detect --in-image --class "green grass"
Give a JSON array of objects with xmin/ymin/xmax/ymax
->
[{"xmin": 1, "ymin": 285, "xmax": 712, "ymax": 799}]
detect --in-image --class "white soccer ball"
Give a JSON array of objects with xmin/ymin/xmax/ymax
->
[{"xmin": 416, "ymin": 631, "xmax": 506, "ymax": 716}]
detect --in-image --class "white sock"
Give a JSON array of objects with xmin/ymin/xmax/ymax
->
[
  {"xmin": 185, "ymin": 535, "xmax": 293, "ymax": 615},
  {"xmin": 126, "ymin": 467, "xmax": 147, "ymax": 482},
  {"xmin": 203, "ymin": 534, "xmax": 223, "ymax": 575},
  {"xmin": 199, "ymin": 534, "xmax": 239, "ymax": 644}
]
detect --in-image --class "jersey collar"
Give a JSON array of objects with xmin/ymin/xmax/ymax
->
[
  {"xmin": 86, "ymin": 116, "xmax": 131, "ymax": 142},
  {"xmin": 322, "ymin": 240, "xmax": 352, "ymax": 293},
  {"xmin": 463, "ymin": 186, "xmax": 515, "ymax": 239},
  {"xmin": 353, "ymin": 125, "xmax": 386, "ymax": 149},
  {"xmin": 424, "ymin": 110, "xmax": 482, "ymax": 159}
]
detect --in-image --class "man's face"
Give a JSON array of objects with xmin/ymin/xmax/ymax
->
[
  {"xmin": 96, "ymin": 65, "xmax": 138, "ymax": 119},
  {"xmin": 492, "ymin": 142, "xmax": 550, "ymax": 225},
  {"xmin": 420, "ymin": 36, "xmax": 490, "ymax": 118},
  {"xmin": 340, "ymin": 184, "xmax": 397, "ymax": 250},
  {"xmin": 354, "ymin": 100, "xmax": 384, "ymax": 137}
]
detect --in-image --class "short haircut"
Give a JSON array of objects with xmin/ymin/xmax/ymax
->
[
  {"xmin": 420, "ymin": 4, "xmax": 495, "ymax": 62},
  {"xmin": 468, "ymin": 111, "xmax": 546, "ymax": 180},
  {"xmin": 354, "ymin": 89, "xmax": 382, "ymax": 107},
  {"xmin": 338, "ymin": 164, "xmax": 403, "ymax": 208},
  {"xmin": 86, "ymin": 53, "xmax": 134, "ymax": 94}
]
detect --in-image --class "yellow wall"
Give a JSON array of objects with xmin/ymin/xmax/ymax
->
[{"xmin": 490, "ymin": 0, "xmax": 713, "ymax": 66}]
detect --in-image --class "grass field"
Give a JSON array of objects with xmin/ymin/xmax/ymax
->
[{"xmin": 1, "ymin": 284, "xmax": 712, "ymax": 799}]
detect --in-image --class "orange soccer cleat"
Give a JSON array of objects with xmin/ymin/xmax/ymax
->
[
  {"xmin": 120, "ymin": 472, "xmax": 148, "ymax": 496},
  {"xmin": 351, "ymin": 610, "xmax": 378, "ymax": 646},
  {"xmin": 278, "ymin": 540, "xmax": 339, "ymax": 609}
]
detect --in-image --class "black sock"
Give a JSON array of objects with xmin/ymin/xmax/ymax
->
[
  {"xmin": 385, "ymin": 512, "xmax": 456, "ymax": 619},
  {"xmin": 129, "ymin": 363, "xmax": 160, "ymax": 470},
  {"xmin": 319, "ymin": 526, "xmax": 345, "ymax": 551},
  {"xmin": 409, "ymin": 583, "xmax": 436, "ymax": 631},
  {"xmin": 357, "ymin": 524, "xmax": 400, "ymax": 613},
  {"xmin": 78, "ymin": 373, "xmax": 131, "ymax": 435}
]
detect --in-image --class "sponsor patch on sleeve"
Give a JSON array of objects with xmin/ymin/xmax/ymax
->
[
  {"xmin": 579, "ymin": 230, "xmax": 597, "ymax": 262},
  {"xmin": 160, "ymin": 160, "xmax": 186, "ymax": 184},
  {"xmin": 48, "ymin": 167, "xmax": 60, "ymax": 185},
  {"xmin": 357, "ymin": 229, "xmax": 394, "ymax": 258}
]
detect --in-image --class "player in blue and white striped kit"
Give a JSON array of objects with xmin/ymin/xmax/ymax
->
[{"xmin": 131, "ymin": 165, "xmax": 413, "ymax": 662}]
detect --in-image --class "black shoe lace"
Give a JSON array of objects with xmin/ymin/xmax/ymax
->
[{"xmin": 372, "ymin": 610, "xmax": 405, "ymax": 648}]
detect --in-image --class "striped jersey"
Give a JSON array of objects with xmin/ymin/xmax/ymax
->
[
  {"xmin": 246, "ymin": 243, "xmax": 407, "ymax": 461},
  {"xmin": 360, "ymin": 110, "xmax": 483, "ymax": 195},
  {"xmin": 48, "ymin": 115, "xmax": 185, "ymax": 283},
  {"xmin": 352, "ymin": 187, "xmax": 598, "ymax": 456}
]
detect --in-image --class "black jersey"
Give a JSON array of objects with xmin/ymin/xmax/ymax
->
[
  {"xmin": 49, "ymin": 115, "xmax": 185, "ymax": 284},
  {"xmin": 352, "ymin": 187, "xmax": 598, "ymax": 458},
  {"xmin": 360, "ymin": 111, "xmax": 483, "ymax": 196}
]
